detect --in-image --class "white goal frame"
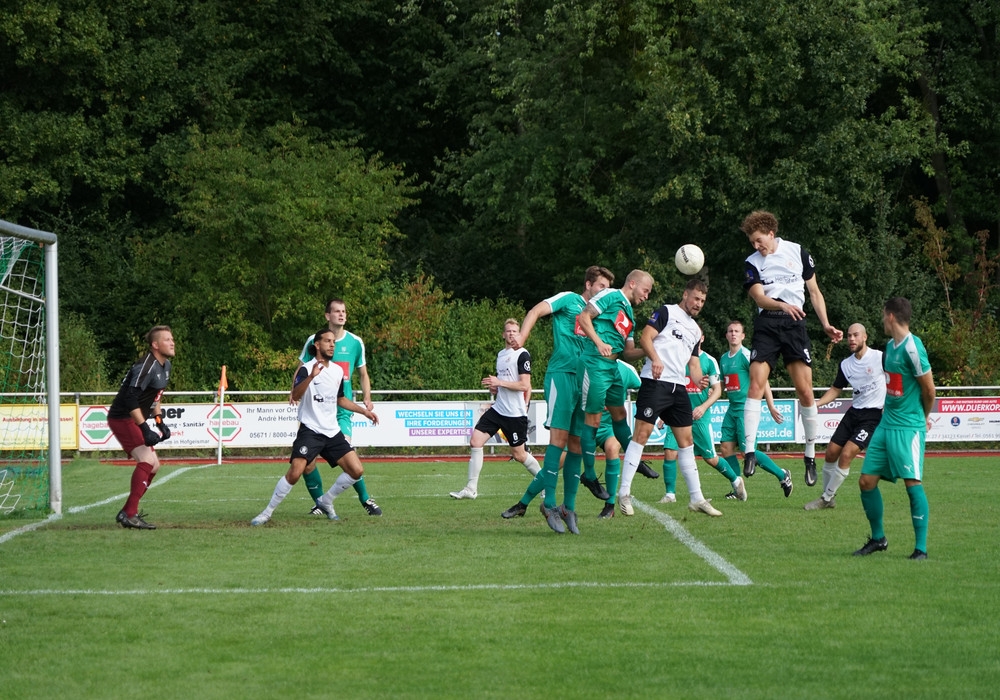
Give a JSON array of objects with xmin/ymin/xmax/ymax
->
[{"xmin": 0, "ymin": 219, "xmax": 61, "ymax": 513}]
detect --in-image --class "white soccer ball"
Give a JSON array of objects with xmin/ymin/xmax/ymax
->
[{"xmin": 675, "ymin": 244, "xmax": 705, "ymax": 275}]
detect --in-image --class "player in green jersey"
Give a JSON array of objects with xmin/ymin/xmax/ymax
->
[
  {"xmin": 717, "ymin": 320, "xmax": 790, "ymax": 498},
  {"xmin": 501, "ymin": 359, "xmax": 641, "ymax": 532},
  {"xmin": 499, "ymin": 266, "xmax": 615, "ymax": 534},
  {"xmin": 853, "ymin": 297, "xmax": 935, "ymax": 560},
  {"xmin": 576, "ymin": 270, "xmax": 653, "ymax": 520}
]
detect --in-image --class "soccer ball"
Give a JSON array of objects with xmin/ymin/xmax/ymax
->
[{"xmin": 675, "ymin": 244, "xmax": 705, "ymax": 275}]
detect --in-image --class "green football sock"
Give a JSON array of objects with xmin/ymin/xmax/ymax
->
[
  {"xmin": 581, "ymin": 424, "xmax": 598, "ymax": 481},
  {"xmin": 860, "ymin": 487, "xmax": 885, "ymax": 540},
  {"xmin": 756, "ymin": 452, "xmax": 786, "ymax": 480},
  {"xmin": 605, "ymin": 458, "xmax": 621, "ymax": 505},
  {"xmin": 712, "ymin": 458, "xmax": 738, "ymax": 482},
  {"xmin": 303, "ymin": 468, "xmax": 325, "ymax": 503},
  {"xmin": 724, "ymin": 455, "xmax": 741, "ymax": 476},
  {"xmin": 542, "ymin": 444, "xmax": 562, "ymax": 509},
  {"xmin": 353, "ymin": 476, "xmax": 371, "ymax": 503},
  {"xmin": 521, "ymin": 465, "xmax": 547, "ymax": 506},
  {"xmin": 563, "ymin": 451, "xmax": 582, "ymax": 511},
  {"xmin": 906, "ymin": 484, "xmax": 929, "ymax": 552},
  {"xmin": 662, "ymin": 458, "xmax": 677, "ymax": 494},
  {"xmin": 612, "ymin": 418, "xmax": 632, "ymax": 451}
]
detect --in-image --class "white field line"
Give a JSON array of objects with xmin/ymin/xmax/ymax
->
[
  {"xmin": 1, "ymin": 581, "xmax": 738, "ymax": 596},
  {"xmin": 1, "ymin": 466, "xmax": 751, "ymax": 593},
  {"xmin": 0, "ymin": 465, "xmax": 210, "ymax": 545},
  {"xmin": 633, "ymin": 497, "xmax": 753, "ymax": 586}
]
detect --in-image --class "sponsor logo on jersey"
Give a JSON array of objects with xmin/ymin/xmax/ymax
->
[
  {"xmin": 886, "ymin": 371, "xmax": 904, "ymax": 397},
  {"xmin": 725, "ymin": 373, "xmax": 741, "ymax": 392},
  {"xmin": 614, "ymin": 310, "xmax": 633, "ymax": 338}
]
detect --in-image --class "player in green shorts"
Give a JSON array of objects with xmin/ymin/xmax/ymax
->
[
  {"xmin": 657, "ymin": 335, "xmax": 747, "ymax": 503},
  {"xmin": 576, "ymin": 270, "xmax": 653, "ymax": 519},
  {"xmin": 717, "ymin": 320, "xmax": 791, "ymax": 498},
  {"xmin": 297, "ymin": 298, "xmax": 382, "ymax": 518},
  {"xmin": 499, "ymin": 266, "xmax": 614, "ymax": 534},
  {"xmin": 502, "ymin": 359, "xmax": 640, "ymax": 532},
  {"xmin": 854, "ymin": 297, "xmax": 934, "ymax": 560}
]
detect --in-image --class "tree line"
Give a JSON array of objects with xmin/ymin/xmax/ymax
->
[{"xmin": 1, "ymin": 0, "xmax": 997, "ymax": 392}]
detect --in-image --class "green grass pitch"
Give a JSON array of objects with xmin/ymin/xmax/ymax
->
[{"xmin": 1, "ymin": 454, "xmax": 999, "ymax": 698}]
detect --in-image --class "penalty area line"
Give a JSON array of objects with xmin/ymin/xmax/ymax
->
[
  {"xmin": 1, "ymin": 580, "xmax": 742, "ymax": 597},
  {"xmin": 634, "ymin": 497, "xmax": 753, "ymax": 586},
  {"xmin": 0, "ymin": 464, "xmax": 213, "ymax": 546}
]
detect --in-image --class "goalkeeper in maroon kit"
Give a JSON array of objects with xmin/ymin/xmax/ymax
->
[{"xmin": 107, "ymin": 325, "xmax": 175, "ymax": 530}]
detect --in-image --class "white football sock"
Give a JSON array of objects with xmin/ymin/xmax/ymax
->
[
  {"xmin": 466, "ymin": 447, "xmax": 484, "ymax": 491},
  {"xmin": 618, "ymin": 440, "xmax": 644, "ymax": 498},
  {"xmin": 743, "ymin": 399, "xmax": 761, "ymax": 453},
  {"xmin": 801, "ymin": 404, "xmax": 818, "ymax": 458},
  {"xmin": 677, "ymin": 445, "xmax": 704, "ymax": 503},
  {"xmin": 824, "ymin": 466, "xmax": 850, "ymax": 501},
  {"xmin": 520, "ymin": 453, "xmax": 541, "ymax": 476},
  {"xmin": 821, "ymin": 461, "xmax": 838, "ymax": 492},
  {"xmin": 326, "ymin": 471, "xmax": 359, "ymax": 501},
  {"xmin": 265, "ymin": 476, "xmax": 294, "ymax": 514}
]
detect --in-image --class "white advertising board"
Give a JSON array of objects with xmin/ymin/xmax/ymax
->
[{"xmin": 72, "ymin": 397, "xmax": 1000, "ymax": 452}]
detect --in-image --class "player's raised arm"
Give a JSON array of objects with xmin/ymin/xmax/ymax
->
[{"xmin": 805, "ymin": 275, "xmax": 843, "ymax": 342}]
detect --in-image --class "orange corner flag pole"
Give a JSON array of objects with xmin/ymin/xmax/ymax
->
[{"xmin": 216, "ymin": 365, "xmax": 228, "ymax": 465}]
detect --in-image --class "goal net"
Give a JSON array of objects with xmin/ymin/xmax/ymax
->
[{"xmin": 0, "ymin": 220, "xmax": 60, "ymax": 516}]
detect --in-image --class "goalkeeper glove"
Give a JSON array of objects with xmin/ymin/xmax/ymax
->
[
  {"xmin": 154, "ymin": 414, "xmax": 171, "ymax": 440},
  {"xmin": 140, "ymin": 422, "xmax": 161, "ymax": 447}
]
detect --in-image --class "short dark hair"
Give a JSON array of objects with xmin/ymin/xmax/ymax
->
[
  {"xmin": 585, "ymin": 265, "xmax": 615, "ymax": 286},
  {"xmin": 325, "ymin": 298, "xmax": 346, "ymax": 313},
  {"xmin": 884, "ymin": 297, "xmax": 912, "ymax": 325},
  {"xmin": 145, "ymin": 325, "xmax": 171, "ymax": 346},
  {"xmin": 307, "ymin": 327, "xmax": 336, "ymax": 358},
  {"xmin": 685, "ymin": 278, "xmax": 708, "ymax": 294},
  {"xmin": 740, "ymin": 210, "xmax": 779, "ymax": 236}
]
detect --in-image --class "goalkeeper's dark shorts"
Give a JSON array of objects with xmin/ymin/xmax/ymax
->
[{"xmin": 108, "ymin": 417, "xmax": 146, "ymax": 456}]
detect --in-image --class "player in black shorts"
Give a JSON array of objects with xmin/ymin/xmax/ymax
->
[
  {"xmin": 739, "ymin": 210, "xmax": 843, "ymax": 489},
  {"xmin": 805, "ymin": 323, "xmax": 885, "ymax": 510}
]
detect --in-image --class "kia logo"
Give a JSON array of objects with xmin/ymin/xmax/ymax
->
[{"xmin": 824, "ymin": 420, "xmax": 840, "ymax": 429}]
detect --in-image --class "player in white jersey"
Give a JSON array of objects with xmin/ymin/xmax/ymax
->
[
  {"xmin": 739, "ymin": 210, "xmax": 843, "ymax": 490},
  {"xmin": 251, "ymin": 329, "xmax": 379, "ymax": 526},
  {"xmin": 296, "ymin": 298, "xmax": 383, "ymax": 518},
  {"xmin": 804, "ymin": 324, "xmax": 885, "ymax": 510},
  {"xmin": 617, "ymin": 279, "xmax": 722, "ymax": 517},
  {"xmin": 450, "ymin": 319, "xmax": 541, "ymax": 500}
]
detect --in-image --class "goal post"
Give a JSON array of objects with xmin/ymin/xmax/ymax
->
[{"xmin": 0, "ymin": 218, "xmax": 60, "ymax": 515}]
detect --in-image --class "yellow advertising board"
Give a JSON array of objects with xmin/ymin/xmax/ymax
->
[{"xmin": 0, "ymin": 404, "xmax": 78, "ymax": 450}]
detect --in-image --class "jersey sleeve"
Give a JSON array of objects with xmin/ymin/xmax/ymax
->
[
  {"xmin": 517, "ymin": 350, "xmax": 531, "ymax": 375},
  {"xmin": 293, "ymin": 365, "xmax": 310, "ymax": 387},
  {"xmin": 801, "ymin": 247, "xmax": 816, "ymax": 281},
  {"xmin": 587, "ymin": 288, "xmax": 613, "ymax": 314},
  {"xmin": 908, "ymin": 336, "xmax": 932, "ymax": 376},
  {"xmin": 118, "ymin": 381, "xmax": 143, "ymax": 414},
  {"xmin": 355, "ymin": 336, "xmax": 367, "ymax": 369},
  {"xmin": 645, "ymin": 305, "xmax": 671, "ymax": 334},
  {"xmin": 706, "ymin": 355, "xmax": 721, "ymax": 384},
  {"xmin": 833, "ymin": 364, "xmax": 849, "ymax": 389},
  {"xmin": 298, "ymin": 335, "xmax": 314, "ymax": 363},
  {"xmin": 545, "ymin": 291, "xmax": 573, "ymax": 313},
  {"xmin": 743, "ymin": 260, "xmax": 762, "ymax": 290},
  {"xmin": 618, "ymin": 360, "xmax": 642, "ymax": 391}
]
